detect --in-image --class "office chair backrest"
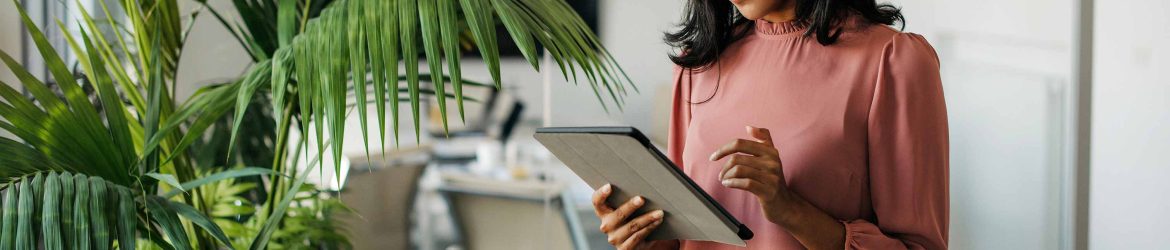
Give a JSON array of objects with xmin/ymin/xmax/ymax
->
[
  {"xmin": 338, "ymin": 163, "xmax": 427, "ymax": 250},
  {"xmin": 439, "ymin": 174, "xmax": 587, "ymax": 250}
]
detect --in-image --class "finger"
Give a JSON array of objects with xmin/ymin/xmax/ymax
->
[
  {"xmin": 722, "ymin": 165, "xmax": 776, "ymax": 185},
  {"xmin": 709, "ymin": 138, "xmax": 775, "ymax": 161},
  {"xmin": 721, "ymin": 178, "xmax": 774, "ymax": 198},
  {"xmin": 607, "ymin": 210, "xmax": 664, "ymax": 247},
  {"xmin": 746, "ymin": 126, "xmax": 775, "ymax": 146},
  {"xmin": 717, "ymin": 154, "xmax": 772, "ymax": 180},
  {"xmin": 619, "ymin": 216, "xmax": 664, "ymax": 250},
  {"xmin": 601, "ymin": 196, "xmax": 645, "ymax": 232},
  {"xmin": 592, "ymin": 184, "xmax": 614, "ymax": 216}
]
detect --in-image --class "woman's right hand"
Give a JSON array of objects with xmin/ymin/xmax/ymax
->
[{"xmin": 592, "ymin": 184, "xmax": 666, "ymax": 250}]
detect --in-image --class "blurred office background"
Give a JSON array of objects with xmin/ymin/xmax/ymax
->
[{"xmin": 2, "ymin": 0, "xmax": 1168, "ymax": 249}]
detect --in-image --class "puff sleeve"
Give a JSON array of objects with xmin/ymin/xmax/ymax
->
[
  {"xmin": 666, "ymin": 65, "xmax": 693, "ymax": 169},
  {"xmin": 844, "ymin": 33, "xmax": 950, "ymax": 250}
]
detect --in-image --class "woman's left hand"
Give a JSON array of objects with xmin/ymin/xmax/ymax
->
[{"xmin": 709, "ymin": 126, "xmax": 794, "ymax": 224}]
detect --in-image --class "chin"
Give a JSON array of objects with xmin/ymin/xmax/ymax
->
[
  {"xmin": 732, "ymin": 0, "xmax": 781, "ymax": 20},
  {"xmin": 737, "ymin": 9, "xmax": 766, "ymax": 20}
]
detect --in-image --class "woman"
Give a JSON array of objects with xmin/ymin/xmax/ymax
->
[{"xmin": 591, "ymin": 0, "xmax": 949, "ymax": 249}]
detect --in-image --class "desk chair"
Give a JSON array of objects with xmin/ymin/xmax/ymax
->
[
  {"xmin": 338, "ymin": 154, "xmax": 428, "ymax": 250},
  {"xmin": 438, "ymin": 173, "xmax": 590, "ymax": 250}
]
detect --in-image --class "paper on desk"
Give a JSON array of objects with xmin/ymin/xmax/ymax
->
[{"xmin": 535, "ymin": 133, "xmax": 747, "ymax": 247}]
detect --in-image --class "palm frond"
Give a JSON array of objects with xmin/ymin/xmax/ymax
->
[
  {"xmin": 0, "ymin": 172, "xmax": 241, "ymax": 249},
  {"xmin": 0, "ymin": 0, "xmax": 632, "ymax": 249},
  {"xmin": 219, "ymin": 2, "xmax": 634, "ymax": 247},
  {"xmin": 87, "ymin": 177, "xmax": 112, "ymax": 250},
  {"xmin": 232, "ymin": 0, "xmax": 633, "ymax": 220},
  {"xmin": 41, "ymin": 172, "xmax": 63, "ymax": 250}
]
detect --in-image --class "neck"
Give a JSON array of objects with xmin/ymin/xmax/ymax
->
[{"xmin": 760, "ymin": 1, "xmax": 797, "ymax": 23}]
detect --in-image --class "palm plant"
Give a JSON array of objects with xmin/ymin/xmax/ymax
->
[{"xmin": 0, "ymin": 0, "xmax": 630, "ymax": 249}]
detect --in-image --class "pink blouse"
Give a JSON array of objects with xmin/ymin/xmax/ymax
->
[{"xmin": 667, "ymin": 18, "xmax": 949, "ymax": 249}]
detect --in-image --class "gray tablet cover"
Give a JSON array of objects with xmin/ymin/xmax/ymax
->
[{"xmin": 534, "ymin": 127, "xmax": 752, "ymax": 246}]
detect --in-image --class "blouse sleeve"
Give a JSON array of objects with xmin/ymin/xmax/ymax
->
[
  {"xmin": 844, "ymin": 33, "xmax": 950, "ymax": 250},
  {"xmin": 666, "ymin": 65, "xmax": 693, "ymax": 169}
]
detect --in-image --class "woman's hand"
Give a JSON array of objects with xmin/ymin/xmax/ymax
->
[
  {"xmin": 709, "ymin": 126, "xmax": 849, "ymax": 249},
  {"xmin": 709, "ymin": 126, "xmax": 795, "ymax": 224},
  {"xmin": 591, "ymin": 184, "xmax": 667, "ymax": 250}
]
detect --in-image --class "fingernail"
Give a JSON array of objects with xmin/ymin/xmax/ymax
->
[
  {"xmin": 633, "ymin": 196, "xmax": 644, "ymax": 205},
  {"xmin": 653, "ymin": 210, "xmax": 665, "ymax": 219},
  {"xmin": 722, "ymin": 179, "xmax": 732, "ymax": 186},
  {"xmin": 709, "ymin": 152, "xmax": 718, "ymax": 161},
  {"xmin": 601, "ymin": 184, "xmax": 611, "ymax": 193}
]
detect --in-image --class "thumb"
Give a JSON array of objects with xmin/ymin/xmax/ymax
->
[{"xmin": 746, "ymin": 126, "xmax": 774, "ymax": 146}]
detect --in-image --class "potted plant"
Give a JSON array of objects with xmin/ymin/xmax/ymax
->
[{"xmin": 0, "ymin": 0, "xmax": 630, "ymax": 249}]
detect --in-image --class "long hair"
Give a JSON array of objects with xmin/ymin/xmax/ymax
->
[{"xmin": 665, "ymin": 0, "xmax": 904, "ymax": 69}]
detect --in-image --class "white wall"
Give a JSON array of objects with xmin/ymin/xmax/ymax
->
[
  {"xmin": 175, "ymin": 0, "xmax": 254, "ymax": 100},
  {"xmin": 894, "ymin": 0, "xmax": 1076, "ymax": 249},
  {"xmin": 1, "ymin": 3, "xmax": 22, "ymax": 139},
  {"xmin": 0, "ymin": 3, "xmax": 19, "ymax": 84},
  {"xmin": 1089, "ymin": 0, "xmax": 1170, "ymax": 249}
]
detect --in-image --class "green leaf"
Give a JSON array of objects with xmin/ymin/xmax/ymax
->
[
  {"xmin": 142, "ymin": 225, "xmax": 178, "ymax": 250},
  {"xmin": 146, "ymin": 173, "xmax": 184, "ymax": 193},
  {"xmin": 491, "ymin": 0, "xmax": 540, "ymax": 69},
  {"xmin": 15, "ymin": 1, "xmax": 126, "ymax": 177},
  {"xmin": 366, "ymin": 0, "xmax": 390, "ymax": 148},
  {"xmin": 0, "ymin": 51, "xmax": 120, "ymax": 175},
  {"xmin": 398, "ymin": 0, "xmax": 422, "ymax": 143},
  {"xmin": 15, "ymin": 0, "xmax": 96, "ymax": 119},
  {"xmin": 166, "ymin": 200, "xmax": 233, "ymax": 248},
  {"xmin": 162, "ymin": 167, "xmax": 278, "ymax": 198},
  {"xmin": 42, "ymin": 172, "xmax": 63, "ymax": 250},
  {"xmin": 16, "ymin": 177, "xmax": 33, "ymax": 250},
  {"xmin": 0, "ymin": 50, "xmax": 64, "ymax": 117},
  {"xmin": 228, "ymin": 62, "xmax": 273, "ymax": 159},
  {"xmin": 80, "ymin": 29, "xmax": 136, "ymax": 167},
  {"xmin": 249, "ymin": 150, "xmax": 319, "ymax": 250},
  {"xmin": 0, "ymin": 134, "xmax": 50, "ymax": 179},
  {"xmin": 1, "ymin": 181, "xmax": 17, "ymax": 249},
  {"xmin": 459, "ymin": 0, "xmax": 501, "ymax": 88},
  {"xmin": 58, "ymin": 172, "xmax": 75, "ymax": 249},
  {"xmin": 115, "ymin": 187, "xmax": 135, "ymax": 250},
  {"xmin": 141, "ymin": 34, "xmax": 165, "ymax": 179},
  {"xmin": 30, "ymin": 173, "xmax": 43, "ymax": 217},
  {"xmin": 71, "ymin": 174, "xmax": 91, "ymax": 250},
  {"xmin": 145, "ymin": 196, "xmax": 191, "ymax": 250},
  {"xmin": 271, "ymin": 48, "xmax": 291, "ymax": 132},
  {"xmin": 325, "ymin": 5, "xmax": 349, "ymax": 187},
  {"xmin": 88, "ymin": 177, "xmax": 111, "ymax": 250},
  {"xmin": 438, "ymin": 0, "xmax": 465, "ymax": 121},
  {"xmin": 418, "ymin": 0, "xmax": 449, "ymax": 136},
  {"xmin": 0, "ymin": 80, "xmax": 49, "ymax": 147},
  {"xmin": 277, "ymin": 0, "xmax": 296, "ymax": 47},
  {"xmin": 144, "ymin": 81, "xmax": 240, "ymax": 166},
  {"xmin": 347, "ymin": 0, "xmax": 371, "ymax": 161},
  {"xmin": 382, "ymin": 0, "xmax": 403, "ymax": 146}
]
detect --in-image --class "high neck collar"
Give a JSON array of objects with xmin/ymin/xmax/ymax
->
[{"xmin": 753, "ymin": 19, "xmax": 807, "ymax": 39}]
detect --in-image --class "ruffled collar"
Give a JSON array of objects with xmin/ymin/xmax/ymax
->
[{"xmin": 754, "ymin": 19, "xmax": 807, "ymax": 38}]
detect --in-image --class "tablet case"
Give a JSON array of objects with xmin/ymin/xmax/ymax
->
[{"xmin": 534, "ymin": 127, "xmax": 753, "ymax": 246}]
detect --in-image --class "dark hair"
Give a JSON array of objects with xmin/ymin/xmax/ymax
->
[{"xmin": 665, "ymin": 0, "xmax": 904, "ymax": 69}]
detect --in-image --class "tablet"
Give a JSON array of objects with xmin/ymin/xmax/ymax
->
[{"xmin": 534, "ymin": 126, "xmax": 752, "ymax": 246}]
